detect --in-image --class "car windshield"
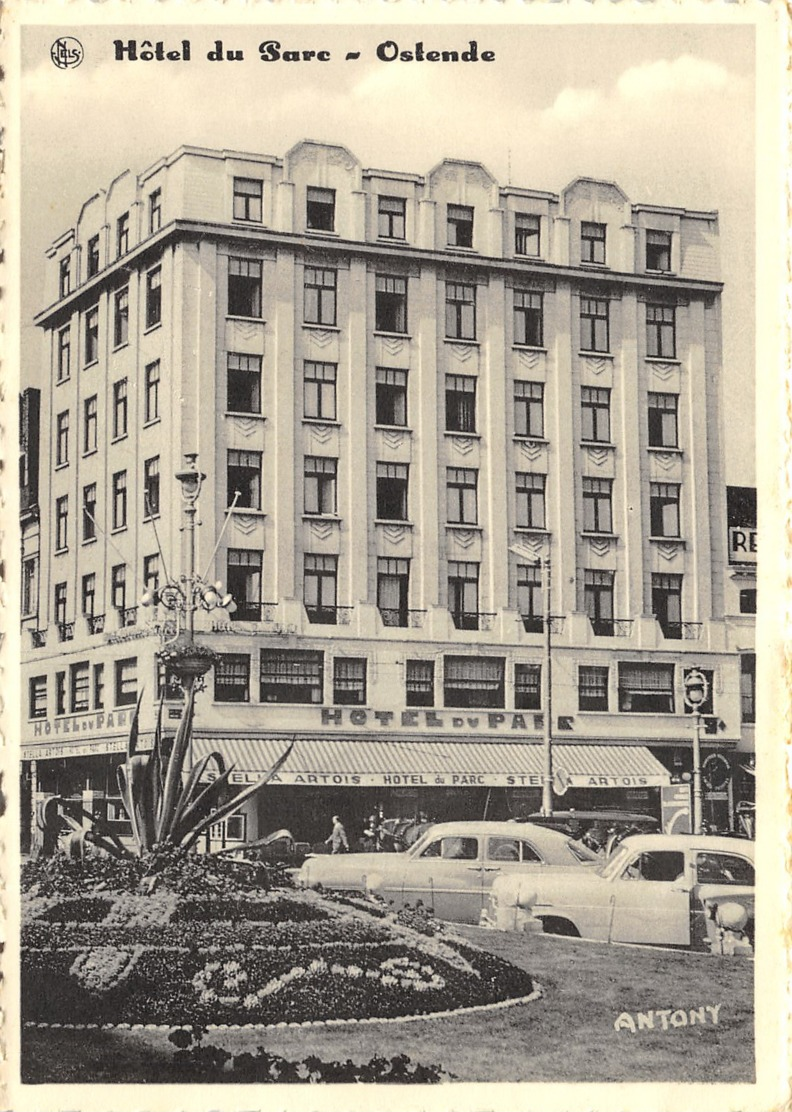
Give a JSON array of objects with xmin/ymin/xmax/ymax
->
[
  {"xmin": 566, "ymin": 839, "xmax": 601, "ymax": 864},
  {"xmin": 599, "ymin": 844, "xmax": 633, "ymax": 880}
]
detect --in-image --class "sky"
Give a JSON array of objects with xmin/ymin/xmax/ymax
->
[{"xmin": 20, "ymin": 21, "xmax": 755, "ymax": 483}]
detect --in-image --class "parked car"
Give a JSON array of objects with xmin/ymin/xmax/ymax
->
[
  {"xmin": 521, "ymin": 810, "xmax": 660, "ymax": 855},
  {"xmin": 296, "ymin": 820, "xmax": 600, "ymax": 924},
  {"xmin": 485, "ymin": 833, "xmax": 755, "ymax": 952}
]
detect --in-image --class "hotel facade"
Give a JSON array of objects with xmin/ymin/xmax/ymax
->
[{"xmin": 20, "ymin": 140, "xmax": 756, "ymax": 850}]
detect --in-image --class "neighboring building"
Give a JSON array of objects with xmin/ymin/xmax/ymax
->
[{"xmin": 20, "ymin": 140, "xmax": 755, "ymax": 850}]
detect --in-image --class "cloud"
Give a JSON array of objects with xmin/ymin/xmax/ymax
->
[
  {"xmin": 616, "ymin": 54, "xmax": 730, "ymax": 100},
  {"xmin": 545, "ymin": 87, "xmax": 604, "ymax": 127}
]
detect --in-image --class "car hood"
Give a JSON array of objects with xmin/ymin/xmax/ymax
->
[{"xmin": 298, "ymin": 852, "xmax": 391, "ymax": 881}]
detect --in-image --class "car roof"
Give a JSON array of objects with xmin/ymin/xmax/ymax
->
[
  {"xmin": 526, "ymin": 811, "xmax": 659, "ymax": 824},
  {"xmin": 418, "ymin": 820, "xmax": 569, "ymax": 839},
  {"xmin": 616, "ymin": 834, "xmax": 755, "ymax": 859}
]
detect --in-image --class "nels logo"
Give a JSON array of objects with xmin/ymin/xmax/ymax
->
[{"xmin": 51, "ymin": 37, "xmax": 84, "ymax": 69}]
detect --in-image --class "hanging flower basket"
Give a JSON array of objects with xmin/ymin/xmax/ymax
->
[{"xmin": 157, "ymin": 638, "xmax": 218, "ymax": 679}]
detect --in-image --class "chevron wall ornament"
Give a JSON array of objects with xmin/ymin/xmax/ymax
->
[
  {"xmin": 449, "ymin": 436, "xmax": 476, "ymax": 456},
  {"xmin": 587, "ymin": 536, "xmax": 614, "ymax": 557},
  {"xmin": 380, "ymin": 335, "xmax": 405, "ymax": 357},
  {"xmin": 382, "ymin": 429, "xmax": 407, "ymax": 450},
  {"xmin": 309, "ymin": 519, "xmax": 335, "ymax": 542},
  {"xmin": 308, "ymin": 329, "xmax": 334, "ymax": 349},
  {"xmin": 233, "ymin": 515, "xmax": 258, "ymax": 536},
  {"xmin": 309, "ymin": 424, "xmax": 334, "ymax": 446},
  {"xmin": 517, "ymin": 440, "xmax": 543, "ymax": 463}
]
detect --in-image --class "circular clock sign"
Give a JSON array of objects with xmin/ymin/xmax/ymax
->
[{"xmin": 702, "ymin": 753, "xmax": 731, "ymax": 791}]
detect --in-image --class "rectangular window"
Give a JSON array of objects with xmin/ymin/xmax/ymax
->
[
  {"xmin": 87, "ymin": 235, "xmax": 100, "ymax": 278},
  {"xmin": 304, "ymin": 456, "xmax": 337, "ymax": 515},
  {"xmin": 157, "ymin": 663, "xmax": 182, "ymax": 702},
  {"xmin": 111, "ymin": 565, "xmax": 126, "ymax": 612},
  {"xmin": 448, "ymin": 560, "xmax": 480, "ymax": 630},
  {"xmin": 515, "ymin": 212, "xmax": 541, "ymax": 256},
  {"xmin": 55, "ymin": 671, "xmax": 66, "ymax": 715},
  {"xmin": 650, "ymin": 482, "xmax": 681, "ymax": 538},
  {"xmin": 646, "ymin": 304, "xmax": 676, "ymax": 359},
  {"xmin": 149, "ymin": 188, "xmax": 162, "ymax": 234},
  {"xmin": 444, "ymin": 656, "xmax": 505, "ymax": 709},
  {"xmin": 514, "ymin": 663, "xmax": 541, "ymax": 710},
  {"xmin": 652, "ymin": 573, "xmax": 683, "ymax": 638},
  {"xmin": 580, "ymin": 297, "xmax": 609, "ymax": 353},
  {"xmin": 145, "ymin": 267, "xmax": 162, "ymax": 329},
  {"xmin": 57, "ymin": 328, "xmax": 71, "ymax": 382},
  {"xmin": 115, "ymin": 657, "xmax": 138, "ymax": 706},
  {"xmin": 306, "ymin": 186, "xmax": 335, "ymax": 231},
  {"xmin": 581, "ymin": 386, "xmax": 611, "ymax": 443},
  {"xmin": 114, "ymin": 287, "xmax": 129, "ymax": 347},
  {"xmin": 378, "ymin": 195, "xmax": 406, "ymax": 239},
  {"xmin": 56, "ymin": 411, "xmax": 69, "ymax": 466},
  {"xmin": 304, "ymin": 266, "xmax": 337, "ymax": 326},
  {"xmin": 233, "ymin": 178, "xmax": 263, "ymax": 222},
  {"xmin": 228, "ymin": 257, "xmax": 262, "ymax": 318},
  {"xmin": 582, "ymin": 477, "xmax": 613, "ymax": 533},
  {"xmin": 93, "ymin": 664, "xmax": 105, "ymax": 710},
  {"xmin": 739, "ymin": 588, "xmax": 757, "ymax": 614},
  {"xmin": 376, "ymin": 462, "xmax": 408, "ymax": 521},
  {"xmin": 227, "ymin": 353, "xmax": 262, "ymax": 414},
  {"xmin": 406, "ymin": 660, "xmax": 434, "ymax": 707},
  {"xmin": 227, "ymin": 549, "xmax": 263, "ymax": 622},
  {"xmin": 112, "ymin": 379, "xmax": 128, "ymax": 439},
  {"xmin": 144, "ymin": 361, "xmax": 160, "ymax": 423},
  {"xmin": 22, "ymin": 556, "xmax": 38, "ymax": 616},
  {"xmin": 260, "ymin": 649, "xmax": 324, "ymax": 704},
  {"xmin": 29, "ymin": 676, "xmax": 47, "ymax": 719},
  {"xmin": 334, "ymin": 658, "xmax": 367, "ymax": 705},
  {"xmin": 54, "ymin": 582, "xmax": 67, "ymax": 626},
  {"xmin": 648, "ymin": 392, "xmax": 679, "ymax": 448},
  {"xmin": 375, "ymin": 274, "xmax": 407, "ymax": 333},
  {"xmin": 144, "ymin": 456, "xmax": 160, "ymax": 518},
  {"xmin": 82, "ymin": 483, "xmax": 97, "ymax": 542},
  {"xmin": 116, "ymin": 212, "xmax": 129, "ymax": 257},
  {"xmin": 445, "ymin": 374, "xmax": 476, "ymax": 433},
  {"xmin": 377, "ymin": 557, "xmax": 409, "ymax": 627},
  {"xmin": 375, "ymin": 367, "xmax": 407, "ymax": 427},
  {"xmin": 646, "ymin": 229, "xmax": 671, "ymax": 272},
  {"xmin": 447, "ymin": 467, "xmax": 478, "ymax": 525},
  {"xmin": 214, "ymin": 654, "xmax": 251, "ymax": 702},
  {"xmin": 304, "ymin": 553, "xmax": 338, "ymax": 624},
  {"xmin": 55, "ymin": 496, "xmax": 68, "ymax": 551},
  {"xmin": 227, "ymin": 449, "xmax": 262, "ymax": 510},
  {"xmin": 303, "ymin": 360, "xmax": 336, "ymax": 420},
  {"xmin": 447, "ymin": 204, "xmax": 473, "ymax": 248},
  {"xmin": 83, "ymin": 395, "xmax": 97, "ymax": 453},
  {"xmin": 581, "ymin": 221, "xmax": 606, "ymax": 264},
  {"xmin": 579, "ymin": 665, "xmax": 609, "ymax": 711},
  {"xmin": 112, "ymin": 470, "xmax": 127, "ymax": 530},
  {"xmin": 143, "ymin": 554, "xmax": 160, "ymax": 593},
  {"xmin": 59, "ymin": 256, "xmax": 71, "ymax": 298},
  {"xmin": 85, "ymin": 306, "xmax": 99, "ymax": 365},
  {"xmin": 514, "ymin": 290, "xmax": 543, "ymax": 347},
  {"xmin": 740, "ymin": 654, "xmax": 755, "ymax": 723},
  {"xmin": 584, "ymin": 569, "xmax": 615, "ymax": 635},
  {"xmin": 70, "ymin": 662, "xmax": 90, "ymax": 712},
  {"xmin": 516, "ymin": 472, "xmax": 546, "ymax": 529},
  {"xmin": 517, "ymin": 563, "xmax": 543, "ymax": 633},
  {"xmin": 618, "ymin": 662, "xmax": 675, "ymax": 713},
  {"xmin": 445, "ymin": 282, "xmax": 476, "ymax": 340},
  {"xmin": 514, "ymin": 381, "xmax": 544, "ymax": 438}
]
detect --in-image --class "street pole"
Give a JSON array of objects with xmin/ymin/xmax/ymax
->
[
  {"xmin": 692, "ymin": 709, "xmax": 703, "ymax": 835},
  {"xmin": 541, "ymin": 556, "xmax": 553, "ymax": 816}
]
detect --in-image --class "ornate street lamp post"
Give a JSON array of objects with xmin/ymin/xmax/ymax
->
[{"xmin": 683, "ymin": 669, "xmax": 709, "ymax": 835}]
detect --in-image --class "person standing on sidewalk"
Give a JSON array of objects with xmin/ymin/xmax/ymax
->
[{"xmin": 326, "ymin": 814, "xmax": 349, "ymax": 854}]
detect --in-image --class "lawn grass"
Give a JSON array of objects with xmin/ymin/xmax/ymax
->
[{"xmin": 21, "ymin": 928, "xmax": 754, "ymax": 1085}]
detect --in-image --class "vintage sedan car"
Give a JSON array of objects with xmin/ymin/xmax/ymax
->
[
  {"xmin": 296, "ymin": 821, "xmax": 599, "ymax": 924},
  {"xmin": 485, "ymin": 833, "xmax": 755, "ymax": 952}
]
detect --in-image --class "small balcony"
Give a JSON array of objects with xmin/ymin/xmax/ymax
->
[
  {"xmin": 305, "ymin": 604, "xmax": 354, "ymax": 626},
  {"xmin": 31, "ymin": 629, "xmax": 47, "ymax": 648},
  {"xmin": 230, "ymin": 601, "xmax": 278, "ymax": 623},
  {"xmin": 86, "ymin": 614, "xmax": 106, "ymax": 635},
  {"xmin": 57, "ymin": 622, "xmax": 74, "ymax": 643},
  {"xmin": 520, "ymin": 614, "xmax": 543, "ymax": 634},
  {"xmin": 450, "ymin": 610, "xmax": 497, "ymax": 632},
  {"xmin": 378, "ymin": 607, "xmax": 427, "ymax": 629},
  {"xmin": 122, "ymin": 606, "xmax": 138, "ymax": 628},
  {"xmin": 589, "ymin": 617, "xmax": 634, "ymax": 638},
  {"xmin": 659, "ymin": 620, "xmax": 702, "ymax": 641}
]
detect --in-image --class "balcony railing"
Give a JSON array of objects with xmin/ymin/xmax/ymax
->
[
  {"xmin": 57, "ymin": 622, "xmax": 74, "ymax": 643},
  {"xmin": 589, "ymin": 617, "xmax": 633, "ymax": 637},
  {"xmin": 379, "ymin": 607, "xmax": 427, "ymax": 629},
  {"xmin": 87, "ymin": 614, "xmax": 105, "ymax": 635},
  {"xmin": 520, "ymin": 614, "xmax": 543, "ymax": 634},
  {"xmin": 659, "ymin": 620, "xmax": 703, "ymax": 641},
  {"xmin": 122, "ymin": 606, "xmax": 138, "ymax": 627},
  {"xmin": 31, "ymin": 629, "xmax": 47, "ymax": 648},
  {"xmin": 450, "ymin": 610, "xmax": 497, "ymax": 631},
  {"xmin": 305, "ymin": 605, "xmax": 354, "ymax": 626},
  {"xmin": 230, "ymin": 601, "xmax": 278, "ymax": 623}
]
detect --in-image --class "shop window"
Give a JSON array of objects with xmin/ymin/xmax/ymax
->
[
  {"xmin": 334, "ymin": 658, "xmax": 367, "ymax": 705},
  {"xmin": 652, "ymin": 573, "xmax": 683, "ymax": 638},
  {"xmin": 214, "ymin": 654, "xmax": 250, "ymax": 702},
  {"xmin": 445, "ymin": 282, "xmax": 476, "ymax": 340},
  {"xmin": 584, "ymin": 570, "xmax": 614, "ymax": 636},
  {"xmin": 578, "ymin": 665, "xmax": 609, "ymax": 711},
  {"xmin": 114, "ymin": 287, "xmax": 129, "ymax": 347},
  {"xmin": 445, "ymin": 374, "xmax": 476, "ymax": 433},
  {"xmin": 375, "ymin": 275, "xmax": 407, "ymax": 333},
  {"xmin": 145, "ymin": 267, "xmax": 162, "ymax": 329},
  {"xmin": 149, "ymin": 188, "xmax": 162, "ymax": 234},
  {"xmin": 303, "ymin": 361, "xmax": 336, "ymax": 420},
  {"xmin": 515, "ymin": 213, "xmax": 540, "ymax": 256},
  {"xmin": 376, "ymin": 462, "xmax": 408, "ymax": 521},
  {"xmin": 226, "ymin": 549, "xmax": 263, "ymax": 622},
  {"xmin": 70, "ymin": 662, "xmax": 90, "ymax": 713},
  {"xmin": 304, "ymin": 266, "xmax": 337, "ymax": 326},
  {"xmin": 581, "ymin": 386, "xmax": 611, "ymax": 443},
  {"xmin": 306, "ymin": 187, "xmax": 335, "ymax": 232},
  {"xmin": 516, "ymin": 472, "xmax": 545, "ymax": 530},
  {"xmin": 29, "ymin": 676, "xmax": 47, "ymax": 719},
  {"xmin": 304, "ymin": 456, "xmax": 337, "ymax": 515},
  {"xmin": 57, "ymin": 327, "xmax": 71, "ymax": 382},
  {"xmin": 514, "ymin": 290, "xmax": 543, "ymax": 347},
  {"xmin": 648, "ymin": 392, "xmax": 679, "ymax": 448},
  {"xmin": 82, "ymin": 483, "xmax": 97, "ymax": 542},
  {"xmin": 378, "ymin": 195, "xmax": 405, "ymax": 239},
  {"xmin": 514, "ymin": 663, "xmax": 541, "ymax": 710},
  {"xmin": 447, "ymin": 204, "xmax": 473, "ymax": 248},
  {"xmin": 618, "ymin": 662, "xmax": 675, "ymax": 713},
  {"xmin": 112, "ymin": 379, "xmax": 128, "ymax": 439},
  {"xmin": 115, "ymin": 657, "xmax": 138, "ymax": 706},
  {"xmin": 375, "ymin": 367, "xmax": 407, "ymax": 426},
  {"xmin": 260, "ymin": 649, "xmax": 324, "ymax": 704},
  {"xmin": 683, "ymin": 668, "xmax": 714, "ymax": 716},
  {"xmin": 646, "ymin": 229, "xmax": 671, "ymax": 272},
  {"xmin": 227, "ymin": 449, "xmax": 262, "ymax": 510},
  {"xmin": 582, "ymin": 477, "xmax": 613, "ymax": 534},
  {"xmin": 87, "ymin": 235, "xmax": 100, "ymax": 277},
  {"xmin": 83, "ymin": 395, "xmax": 98, "ymax": 453},
  {"xmin": 228, "ymin": 257, "xmax": 262, "ymax": 318},
  {"xmin": 448, "ymin": 561, "xmax": 480, "ymax": 630},
  {"xmin": 514, "ymin": 381, "xmax": 544, "ymax": 438},
  {"xmin": 56, "ymin": 411, "xmax": 69, "ymax": 466},
  {"xmin": 581, "ymin": 221, "xmax": 606, "ymax": 264},
  {"xmin": 233, "ymin": 178, "xmax": 263, "ymax": 222},
  {"xmin": 406, "ymin": 660, "xmax": 434, "ymax": 706},
  {"xmin": 580, "ymin": 297, "xmax": 609, "ymax": 353},
  {"xmin": 55, "ymin": 496, "xmax": 69, "ymax": 551},
  {"xmin": 377, "ymin": 557, "xmax": 409, "ymax": 627},
  {"xmin": 646, "ymin": 304, "xmax": 676, "ymax": 359},
  {"xmin": 143, "ymin": 456, "xmax": 160, "ymax": 518},
  {"xmin": 112, "ymin": 470, "xmax": 128, "ymax": 530},
  {"xmin": 444, "ymin": 655, "xmax": 504, "ymax": 709},
  {"xmin": 447, "ymin": 467, "xmax": 478, "ymax": 525},
  {"xmin": 145, "ymin": 361, "xmax": 160, "ymax": 423},
  {"xmin": 304, "ymin": 554, "xmax": 338, "ymax": 624},
  {"xmin": 84, "ymin": 306, "xmax": 99, "ymax": 365},
  {"xmin": 517, "ymin": 563, "xmax": 543, "ymax": 633},
  {"xmin": 740, "ymin": 654, "xmax": 755, "ymax": 723}
]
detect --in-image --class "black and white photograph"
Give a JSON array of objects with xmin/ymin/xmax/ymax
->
[{"xmin": 4, "ymin": 5, "xmax": 788, "ymax": 1109}]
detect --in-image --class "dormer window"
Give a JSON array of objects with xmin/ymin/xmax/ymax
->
[
  {"xmin": 646, "ymin": 229, "xmax": 672, "ymax": 272},
  {"xmin": 447, "ymin": 204, "xmax": 473, "ymax": 248},
  {"xmin": 581, "ymin": 221, "xmax": 606, "ymax": 265},
  {"xmin": 307, "ymin": 187, "xmax": 335, "ymax": 232}
]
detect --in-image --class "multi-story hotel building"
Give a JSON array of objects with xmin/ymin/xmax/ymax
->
[{"xmin": 20, "ymin": 140, "xmax": 756, "ymax": 850}]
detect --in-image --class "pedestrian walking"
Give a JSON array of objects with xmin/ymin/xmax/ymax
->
[{"xmin": 325, "ymin": 814, "xmax": 349, "ymax": 854}]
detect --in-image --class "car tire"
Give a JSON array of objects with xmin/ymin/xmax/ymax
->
[{"xmin": 539, "ymin": 916, "xmax": 580, "ymax": 937}]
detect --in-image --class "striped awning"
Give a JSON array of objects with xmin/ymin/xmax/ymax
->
[{"xmin": 192, "ymin": 736, "xmax": 671, "ymax": 790}]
